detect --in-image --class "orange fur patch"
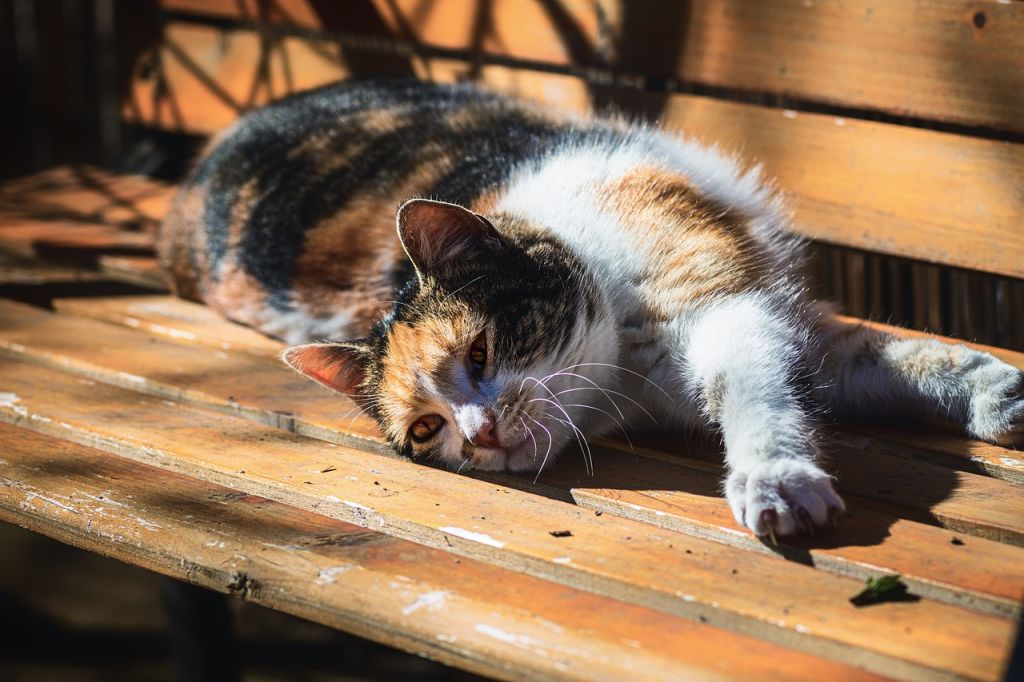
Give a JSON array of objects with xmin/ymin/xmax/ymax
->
[
  {"xmin": 378, "ymin": 307, "xmax": 486, "ymax": 441},
  {"xmin": 598, "ymin": 168, "xmax": 763, "ymax": 317}
]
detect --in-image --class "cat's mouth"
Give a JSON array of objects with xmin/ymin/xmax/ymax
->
[{"xmin": 462, "ymin": 411, "xmax": 566, "ymax": 473}]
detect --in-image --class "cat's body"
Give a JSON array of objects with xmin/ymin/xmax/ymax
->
[{"xmin": 160, "ymin": 80, "xmax": 1024, "ymax": 539}]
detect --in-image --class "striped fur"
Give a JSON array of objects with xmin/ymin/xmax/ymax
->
[{"xmin": 160, "ymin": 80, "xmax": 1024, "ymax": 539}]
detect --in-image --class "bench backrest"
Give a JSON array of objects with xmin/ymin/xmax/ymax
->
[{"xmin": 125, "ymin": 0, "xmax": 1024, "ymax": 349}]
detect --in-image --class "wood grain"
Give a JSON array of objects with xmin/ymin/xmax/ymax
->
[
  {"xmin": 55, "ymin": 294, "xmax": 284, "ymax": 359},
  {"xmin": 162, "ymin": 0, "xmax": 1024, "ymax": 133},
  {"xmin": 2, "ymin": 423, "xmax": 881, "ymax": 682},
  {"xmin": 127, "ymin": 25, "xmax": 1024, "ymax": 279},
  {"xmin": 0, "ymin": 357, "xmax": 1014, "ymax": 681}
]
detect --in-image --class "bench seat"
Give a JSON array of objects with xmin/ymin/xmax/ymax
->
[{"xmin": 0, "ymin": 165, "xmax": 1022, "ymax": 680}]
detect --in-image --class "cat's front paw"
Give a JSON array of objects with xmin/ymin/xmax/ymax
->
[
  {"xmin": 967, "ymin": 362, "xmax": 1024, "ymax": 440},
  {"xmin": 726, "ymin": 458, "xmax": 845, "ymax": 541}
]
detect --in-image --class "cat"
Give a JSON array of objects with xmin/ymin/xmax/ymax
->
[{"xmin": 158, "ymin": 79, "xmax": 1024, "ymax": 540}]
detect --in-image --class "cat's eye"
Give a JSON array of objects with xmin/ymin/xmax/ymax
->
[
  {"xmin": 409, "ymin": 414, "xmax": 444, "ymax": 443},
  {"xmin": 468, "ymin": 332, "xmax": 488, "ymax": 370}
]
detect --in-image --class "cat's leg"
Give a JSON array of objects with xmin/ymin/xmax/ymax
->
[
  {"xmin": 816, "ymin": 314, "xmax": 1024, "ymax": 440},
  {"xmin": 678, "ymin": 294, "xmax": 844, "ymax": 539}
]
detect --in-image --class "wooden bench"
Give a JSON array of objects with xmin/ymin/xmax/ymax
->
[{"xmin": 2, "ymin": 2, "xmax": 1022, "ymax": 680}]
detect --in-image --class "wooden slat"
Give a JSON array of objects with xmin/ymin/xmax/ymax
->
[
  {"xmin": 55, "ymin": 294, "xmax": 283, "ymax": 359},
  {"xmin": 162, "ymin": 0, "xmax": 1024, "ymax": 134},
  {"xmin": 4, "ymin": 299, "xmax": 1024, "ymax": 619},
  {"xmin": 0, "ymin": 358, "xmax": 1014, "ymax": 681},
  {"xmin": 51, "ymin": 294, "xmax": 1024, "ymax": 485},
  {"xmin": 127, "ymin": 25, "xmax": 1024, "ymax": 279},
  {"xmin": 97, "ymin": 255, "xmax": 168, "ymax": 290},
  {"xmin": 2, "ymin": 424, "xmax": 874, "ymax": 682}
]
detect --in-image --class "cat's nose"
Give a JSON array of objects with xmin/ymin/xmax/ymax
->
[
  {"xmin": 474, "ymin": 417, "xmax": 500, "ymax": 448},
  {"xmin": 453, "ymin": 404, "xmax": 501, "ymax": 448}
]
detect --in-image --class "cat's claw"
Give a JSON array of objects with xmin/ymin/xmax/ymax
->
[{"xmin": 727, "ymin": 458, "xmax": 845, "ymax": 539}]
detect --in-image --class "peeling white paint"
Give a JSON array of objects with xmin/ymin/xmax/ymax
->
[
  {"xmin": 343, "ymin": 500, "xmax": 372, "ymax": 512},
  {"xmin": 436, "ymin": 633, "xmax": 458, "ymax": 643},
  {"xmin": 123, "ymin": 317, "xmax": 142, "ymax": 328},
  {"xmin": 552, "ymin": 557, "xmax": 572, "ymax": 564},
  {"xmin": 795, "ymin": 624, "xmax": 811, "ymax": 634},
  {"xmin": 133, "ymin": 516, "xmax": 162, "ymax": 531},
  {"xmin": 322, "ymin": 495, "xmax": 341, "ymax": 503},
  {"xmin": 204, "ymin": 540, "xmax": 227, "ymax": 548},
  {"xmin": 0, "ymin": 392, "xmax": 20, "ymax": 408},
  {"xmin": 439, "ymin": 527, "xmax": 505, "ymax": 548},
  {"xmin": 148, "ymin": 322, "xmax": 197, "ymax": 340},
  {"xmin": 402, "ymin": 590, "xmax": 450, "ymax": 615},
  {"xmin": 117, "ymin": 372, "xmax": 146, "ymax": 384},
  {"xmin": 999, "ymin": 457, "xmax": 1023, "ymax": 467},
  {"xmin": 315, "ymin": 564, "xmax": 353, "ymax": 585},
  {"xmin": 24, "ymin": 492, "xmax": 76, "ymax": 513}
]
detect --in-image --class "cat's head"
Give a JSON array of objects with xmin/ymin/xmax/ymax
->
[{"xmin": 284, "ymin": 198, "xmax": 619, "ymax": 472}]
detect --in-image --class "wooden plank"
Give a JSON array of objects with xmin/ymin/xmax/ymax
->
[
  {"xmin": 0, "ymin": 358, "xmax": 1014, "ymax": 681},
  {"xmin": 55, "ymin": 294, "xmax": 283, "ymax": 359},
  {"xmin": 97, "ymin": 255, "xmax": 168, "ymax": 290},
  {"xmin": 615, "ymin": 430, "xmax": 1024, "ymax": 548},
  {"xmin": 837, "ymin": 423, "xmax": 1024, "ymax": 485},
  {"xmin": 162, "ymin": 0, "xmax": 1024, "ymax": 133},
  {"xmin": 543, "ymin": 447, "xmax": 1024, "ymax": 619},
  {"xmin": 52, "ymin": 294, "xmax": 1024, "ymax": 485},
  {"xmin": 127, "ymin": 25, "xmax": 1024, "ymax": 279},
  {"xmin": 0, "ymin": 221, "xmax": 154, "ymax": 261},
  {"xmin": 2, "ymin": 424, "xmax": 874, "ymax": 682},
  {"xmin": 13, "ymin": 299, "xmax": 1024, "ymax": 596},
  {"xmin": 0, "ymin": 265, "xmax": 109, "ymax": 286}
]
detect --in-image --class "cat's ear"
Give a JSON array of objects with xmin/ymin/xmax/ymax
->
[
  {"xmin": 283, "ymin": 342, "xmax": 371, "ymax": 399},
  {"xmin": 396, "ymin": 198, "xmax": 502, "ymax": 273}
]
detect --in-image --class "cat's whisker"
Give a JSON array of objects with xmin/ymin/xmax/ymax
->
[
  {"xmin": 456, "ymin": 457, "xmax": 471, "ymax": 475},
  {"xmin": 439, "ymin": 274, "xmax": 487, "ymax": 305},
  {"xmin": 549, "ymin": 383, "xmax": 658, "ymax": 425},
  {"xmin": 526, "ymin": 414, "xmax": 554, "ymax": 484},
  {"xmin": 522, "ymin": 378, "xmax": 594, "ymax": 475},
  {"xmin": 540, "ymin": 369, "xmax": 626, "ymax": 420},
  {"xmin": 555, "ymin": 362, "xmax": 676, "ymax": 404},
  {"xmin": 542, "ymin": 413, "xmax": 595, "ymax": 477},
  {"xmin": 561, "ymin": 402, "xmax": 635, "ymax": 453},
  {"xmin": 528, "ymin": 397, "xmax": 594, "ymax": 476},
  {"xmin": 520, "ymin": 416, "xmax": 539, "ymax": 461}
]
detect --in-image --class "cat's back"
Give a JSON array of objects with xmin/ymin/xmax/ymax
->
[{"xmin": 158, "ymin": 80, "xmax": 571, "ymax": 341}]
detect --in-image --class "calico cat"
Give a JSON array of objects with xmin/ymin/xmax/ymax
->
[{"xmin": 159, "ymin": 79, "xmax": 1024, "ymax": 539}]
